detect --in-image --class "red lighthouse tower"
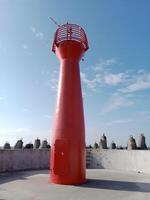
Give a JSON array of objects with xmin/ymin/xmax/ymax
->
[{"xmin": 50, "ymin": 23, "xmax": 89, "ymax": 185}]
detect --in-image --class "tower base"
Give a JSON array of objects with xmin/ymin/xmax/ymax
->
[{"xmin": 49, "ymin": 176, "xmax": 86, "ymax": 185}]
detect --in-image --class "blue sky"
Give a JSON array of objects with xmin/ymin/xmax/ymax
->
[{"xmin": 0, "ymin": 0, "xmax": 150, "ymax": 147}]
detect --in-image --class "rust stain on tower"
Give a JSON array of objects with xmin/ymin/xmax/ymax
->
[{"xmin": 50, "ymin": 23, "xmax": 89, "ymax": 185}]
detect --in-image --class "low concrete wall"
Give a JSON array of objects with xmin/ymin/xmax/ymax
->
[
  {"xmin": 87, "ymin": 149, "xmax": 150, "ymax": 173},
  {"xmin": 0, "ymin": 149, "xmax": 150, "ymax": 174},
  {"xmin": 0, "ymin": 149, "xmax": 50, "ymax": 172}
]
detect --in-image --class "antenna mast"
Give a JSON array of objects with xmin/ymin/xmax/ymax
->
[{"xmin": 49, "ymin": 17, "xmax": 61, "ymax": 27}]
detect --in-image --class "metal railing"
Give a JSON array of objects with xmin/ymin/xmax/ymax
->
[{"xmin": 52, "ymin": 23, "xmax": 89, "ymax": 52}]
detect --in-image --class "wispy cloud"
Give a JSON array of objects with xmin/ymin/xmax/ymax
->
[
  {"xmin": 0, "ymin": 96, "xmax": 7, "ymax": 101},
  {"xmin": 0, "ymin": 128, "xmax": 50, "ymax": 146},
  {"xmin": 93, "ymin": 58, "xmax": 117, "ymax": 71},
  {"xmin": 30, "ymin": 26, "xmax": 44, "ymax": 40},
  {"xmin": 137, "ymin": 111, "xmax": 150, "ymax": 120},
  {"xmin": 103, "ymin": 72, "xmax": 127, "ymax": 85},
  {"xmin": 105, "ymin": 119, "xmax": 133, "ymax": 126},
  {"xmin": 44, "ymin": 114, "xmax": 52, "ymax": 119},
  {"xmin": 80, "ymin": 58, "xmax": 129, "ymax": 91},
  {"xmin": 47, "ymin": 77, "xmax": 58, "ymax": 91},
  {"xmin": 82, "ymin": 58, "xmax": 150, "ymax": 96},
  {"xmin": 120, "ymin": 73, "xmax": 150, "ymax": 93},
  {"xmin": 23, "ymin": 108, "xmax": 31, "ymax": 113},
  {"xmin": 0, "ymin": 128, "xmax": 31, "ymax": 134},
  {"xmin": 22, "ymin": 44, "xmax": 29, "ymax": 50},
  {"xmin": 80, "ymin": 72, "xmax": 100, "ymax": 90},
  {"xmin": 102, "ymin": 93, "xmax": 134, "ymax": 113},
  {"xmin": 44, "ymin": 70, "xmax": 59, "ymax": 91}
]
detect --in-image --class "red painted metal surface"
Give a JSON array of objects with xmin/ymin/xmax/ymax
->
[{"xmin": 50, "ymin": 23, "xmax": 89, "ymax": 185}]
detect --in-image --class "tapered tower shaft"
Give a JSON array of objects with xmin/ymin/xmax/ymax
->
[{"xmin": 50, "ymin": 23, "xmax": 89, "ymax": 185}]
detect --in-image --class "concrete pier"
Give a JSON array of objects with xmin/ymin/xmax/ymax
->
[{"xmin": 1, "ymin": 169, "xmax": 150, "ymax": 200}]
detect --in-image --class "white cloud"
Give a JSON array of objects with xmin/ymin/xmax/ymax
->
[
  {"xmin": 80, "ymin": 58, "xmax": 128, "ymax": 91},
  {"xmin": 0, "ymin": 96, "xmax": 7, "ymax": 101},
  {"xmin": 137, "ymin": 111, "xmax": 150, "ymax": 120},
  {"xmin": 30, "ymin": 26, "xmax": 36, "ymax": 33},
  {"xmin": 138, "ymin": 111, "xmax": 150, "ymax": 116},
  {"xmin": 45, "ymin": 70, "xmax": 59, "ymax": 91},
  {"xmin": 0, "ymin": 128, "xmax": 31, "ymax": 134},
  {"xmin": 0, "ymin": 128, "xmax": 50, "ymax": 146},
  {"xmin": 120, "ymin": 74, "xmax": 150, "ymax": 93},
  {"xmin": 105, "ymin": 119, "xmax": 133, "ymax": 126},
  {"xmin": 103, "ymin": 73, "xmax": 126, "ymax": 85},
  {"xmin": 23, "ymin": 108, "xmax": 31, "ymax": 113},
  {"xmin": 36, "ymin": 32, "xmax": 44, "ymax": 40},
  {"xmin": 80, "ymin": 71, "xmax": 127, "ymax": 91},
  {"xmin": 44, "ymin": 115, "xmax": 52, "ymax": 119},
  {"xmin": 137, "ymin": 69, "xmax": 145, "ymax": 74},
  {"xmin": 22, "ymin": 44, "xmax": 28, "ymax": 49},
  {"xmin": 80, "ymin": 72, "xmax": 99, "ymax": 90},
  {"xmin": 82, "ymin": 58, "xmax": 150, "ymax": 95},
  {"xmin": 47, "ymin": 77, "xmax": 58, "ymax": 91},
  {"xmin": 30, "ymin": 26, "xmax": 44, "ymax": 40},
  {"xmin": 102, "ymin": 93, "xmax": 134, "ymax": 113},
  {"xmin": 93, "ymin": 58, "xmax": 117, "ymax": 71},
  {"xmin": 112, "ymin": 119, "xmax": 133, "ymax": 124}
]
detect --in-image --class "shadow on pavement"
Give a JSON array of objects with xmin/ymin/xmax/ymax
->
[
  {"xmin": 81, "ymin": 179, "xmax": 150, "ymax": 193},
  {"xmin": 0, "ymin": 170, "xmax": 49, "ymax": 184}
]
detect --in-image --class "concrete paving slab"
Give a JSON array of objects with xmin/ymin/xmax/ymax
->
[{"xmin": 0, "ymin": 169, "xmax": 150, "ymax": 200}]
